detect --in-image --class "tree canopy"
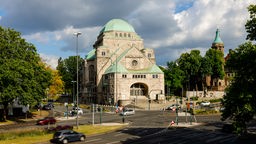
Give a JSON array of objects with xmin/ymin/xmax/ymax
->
[
  {"xmin": 0, "ymin": 27, "xmax": 52, "ymax": 120},
  {"xmin": 222, "ymin": 42, "xmax": 256, "ymax": 135},
  {"xmin": 46, "ymin": 67, "xmax": 64, "ymax": 101},
  {"xmin": 221, "ymin": 4, "xmax": 256, "ymax": 135},
  {"xmin": 56, "ymin": 56, "xmax": 83, "ymax": 95},
  {"xmin": 245, "ymin": 4, "xmax": 256, "ymax": 41}
]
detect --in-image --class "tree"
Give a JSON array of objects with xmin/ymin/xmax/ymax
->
[
  {"xmin": 245, "ymin": 5, "xmax": 256, "ymax": 41},
  {"xmin": 0, "ymin": 27, "xmax": 52, "ymax": 121},
  {"xmin": 161, "ymin": 62, "xmax": 185, "ymax": 96},
  {"xmin": 204, "ymin": 49, "xmax": 225, "ymax": 89},
  {"xmin": 46, "ymin": 67, "xmax": 64, "ymax": 101},
  {"xmin": 56, "ymin": 56, "xmax": 83, "ymax": 95},
  {"xmin": 177, "ymin": 50, "xmax": 202, "ymax": 91},
  {"xmin": 222, "ymin": 42, "xmax": 256, "ymax": 135}
]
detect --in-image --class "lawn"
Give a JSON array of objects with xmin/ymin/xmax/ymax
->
[{"xmin": 0, "ymin": 124, "xmax": 126, "ymax": 144}]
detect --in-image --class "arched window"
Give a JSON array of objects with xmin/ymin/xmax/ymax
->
[
  {"xmin": 89, "ymin": 65, "xmax": 94, "ymax": 82},
  {"xmin": 130, "ymin": 83, "xmax": 147, "ymax": 96}
]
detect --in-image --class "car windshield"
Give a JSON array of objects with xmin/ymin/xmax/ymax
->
[
  {"xmin": 54, "ymin": 132, "xmax": 62, "ymax": 137},
  {"xmin": 125, "ymin": 109, "xmax": 133, "ymax": 112}
]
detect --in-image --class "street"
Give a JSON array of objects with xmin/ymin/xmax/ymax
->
[{"xmin": 0, "ymin": 107, "xmax": 255, "ymax": 144}]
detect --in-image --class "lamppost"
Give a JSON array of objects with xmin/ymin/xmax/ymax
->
[
  {"xmin": 175, "ymin": 96, "xmax": 179, "ymax": 125},
  {"xmin": 71, "ymin": 81, "xmax": 76, "ymax": 104},
  {"xmin": 74, "ymin": 32, "xmax": 82, "ymax": 129}
]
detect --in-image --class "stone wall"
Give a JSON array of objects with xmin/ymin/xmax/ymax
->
[{"xmin": 186, "ymin": 91, "xmax": 225, "ymax": 99}]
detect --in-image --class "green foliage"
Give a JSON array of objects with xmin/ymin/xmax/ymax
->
[
  {"xmin": 209, "ymin": 98, "xmax": 222, "ymax": 103},
  {"xmin": 161, "ymin": 61, "xmax": 185, "ymax": 95},
  {"xmin": 204, "ymin": 49, "xmax": 225, "ymax": 80},
  {"xmin": 194, "ymin": 109, "xmax": 219, "ymax": 115},
  {"xmin": 245, "ymin": 5, "xmax": 256, "ymax": 41},
  {"xmin": 222, "ymin": 42, "xmax": 256, "ymax": 135},
  {"xmin": 177, "ymin": 50, "xmax": 203, "ymax": 90},
  {"xmin": 190, "ymin": 96, "xmax": 198, "ymax": 101},
  {"xmin": 56, "ymin": 56, "xmax": 83, "ymax": 94},
  {"xmin": 0, "ymin": 26, "xmax": 52, "ymax": 118}
]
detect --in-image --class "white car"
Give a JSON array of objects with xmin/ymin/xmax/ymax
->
[
  {"xmin": 200, "ymin": 101, "xmax": 211, "ymax": 106},
  {"xmin": 70, "ymin": 107, "xmax": 83, "ymax": 115},
  {"xmin": 120, "ymin": 109, "xmax": 135, "ymax": 116}
]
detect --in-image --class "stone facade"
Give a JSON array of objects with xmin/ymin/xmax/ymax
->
[{"xmin": 81, "ymin": 19, "xmax": 165, "ymax": 106}]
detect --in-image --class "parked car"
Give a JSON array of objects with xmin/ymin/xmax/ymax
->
[
  {"xmin": 164, "ymin": 104, "xmax": 181, "ymax": 111},
  {"xmin": 37, "ymin": 117, "xmax": 56, "ymax": 125},
  {"xmin": 120, "ymin": 109, "xmax": 135, "ymax": 116},
  {"xmin": 42, "ymin": 103, "xmax": 54, "ymax": 110},
  {"xmin": 50, "ymin": 130, "xmax": 86, "ymax": 144},
  {"xmin": 70, "ymin": 107, "xmax": 83, "ymax": 116},
  {"xmin": 200, "ymin": 101, "xmax": 211, "ymax": 106}
]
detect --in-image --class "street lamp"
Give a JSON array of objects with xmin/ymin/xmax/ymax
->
[
  {"xmin": 74, "ymin": 32, "xmax": 82, "ymax": 129},
  {"xmin": 71, "ymin": 81, "xmax": 76, "ymax": 104}
]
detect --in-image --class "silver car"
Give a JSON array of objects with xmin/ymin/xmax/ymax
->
[{"xmin": 120, "ymin": 109, "xmax": 135, "ymax": 116}]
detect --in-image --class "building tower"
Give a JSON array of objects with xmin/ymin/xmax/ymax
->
[
  {"xmin": 211, "ymin": 29, "xmax": 225, "ymax": 91},
  {"xmin": 211, "ymin": 29, "xmax": 224, "ymax": 52}
]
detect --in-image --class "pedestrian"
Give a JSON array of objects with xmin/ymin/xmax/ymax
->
[{"xmin": 171, "ymin": 120, "xmax": 175, "ymax": 126}]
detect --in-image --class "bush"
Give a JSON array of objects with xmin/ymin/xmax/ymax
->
[
  {"xmin": 209, "ymin": 98, "xmax": 222, "ymax": 103},
  {"xmin": 47, "ymin": 125, "xmax": 73, "ymax": 133}
]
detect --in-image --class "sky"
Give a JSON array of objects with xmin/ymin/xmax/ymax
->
[{"xmin": 0, "ymin": 0, "xmax": 255, "ymax": 69}]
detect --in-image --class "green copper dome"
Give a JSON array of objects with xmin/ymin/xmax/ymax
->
[
  {"xmin": 100, "ymin": 19, "xmax": 135, "ymax": 34},
  {"xmin": 213, "ymin": 29, "xmax": 223, "ymax": 44}
]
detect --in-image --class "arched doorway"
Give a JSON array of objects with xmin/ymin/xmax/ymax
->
[{"xmin": 130, "ymin": 83, "xmax": 148, "ymax": 99}]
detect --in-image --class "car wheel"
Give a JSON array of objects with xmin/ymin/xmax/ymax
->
[
  {"xmin": 80, "ymin": 136, "xmax": 85, "ymax": 141},
  {"xmin": 62, "ymin": 139, "xmax": 68, "ymax": 144}
]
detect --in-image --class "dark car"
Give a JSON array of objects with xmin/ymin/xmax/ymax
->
[
  {"xmin": 50, "ymin": 130, "xmax": 86, "ymax": 144},
  {"xmin": 37, "ymin": 117, "xmax": 56, "ymax": 125},
  {"xmin": 43, "ymin": 103, "xmax": 54, "ymax": 110}
]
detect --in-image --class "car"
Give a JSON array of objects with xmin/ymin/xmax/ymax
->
[
  {"xmin": 164, "ymin": 104, "xmax": 181, "ymax": 110},
  {"xmin": 50, "ymin": 130, "xmax": 86, "ymax": 144},
  {"xmin": 42, "ymin": 104, "xmax": 52, "ymax": 110},
  {"xmin": 70, "ymin": 107, "xmax": 83, "ymax": 116},
  {"xmin": 42, "ymin": 103, "xmax": 54, "ymax": 110},
  {"xmin": 120, "ymin": 109, "xmax": 135, "ymax": 116},
  {"xmin": 200, "ymin": 101, "xmax": 211, "ymax": 106},
  {"xmin": 37, "ymin": 117, "xmax": 56, "ymax": 125}
]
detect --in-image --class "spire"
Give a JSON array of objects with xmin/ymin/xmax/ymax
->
[{"xmin": 213, "ymin": 29, "xmax": 223, "ymax": 44}]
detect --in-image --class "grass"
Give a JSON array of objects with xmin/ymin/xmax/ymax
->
[
  {"xmin": 0, "ymin": 120, "xmax": 15, "ymax": 126},
  {"xmin": 194, "ymin": 109, "xmax": 219, "ymax": 115},
  {"xmin": 0, "ymin": 124, "xmax": 126, "ymax": 144}
]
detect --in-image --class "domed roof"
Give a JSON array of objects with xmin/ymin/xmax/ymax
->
[
  {"xmin": 213, "ymin": 29, "xmax": 223, "ymax": 44},
  {"xmin": 100, "ymin": 19, "xmax": 135, "ymax": 34}
]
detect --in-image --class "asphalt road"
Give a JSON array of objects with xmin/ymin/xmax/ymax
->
[{"xmin": 1, "ymin": 107, "xmax": 255, "ymax": 144}]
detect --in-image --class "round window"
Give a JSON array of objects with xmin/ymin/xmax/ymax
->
[{"xmin": 132, "ymin": 60, "xmax": 138, "ymax": 66}]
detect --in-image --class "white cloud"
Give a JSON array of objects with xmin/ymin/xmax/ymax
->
[
  {"xmin": 1, "ymin": 0, "xmax": 256, "ymax": 66},
  {"xmin": 40, "ymin": 53, "xmax": 59, "ymax": 69}
]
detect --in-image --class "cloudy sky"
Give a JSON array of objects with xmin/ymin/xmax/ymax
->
[{"xmin": 0, "ymin": 0, "xmax": 255, "ymax": 69}]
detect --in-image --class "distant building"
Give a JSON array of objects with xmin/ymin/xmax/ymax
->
[
  {"xmin": 205, "ymin": 29, "xmax": 226, "ymax": 91},
  {"xmin": 80, "ymin": 19, "xmax": 165, "ymax": 106},
  {"xmin": 187, "ymin": 29, "xmax": 234, "ymax": 98},
  {"xmin": 206, "ymin": 29, "xmax": 233, "ymax": 91}
]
